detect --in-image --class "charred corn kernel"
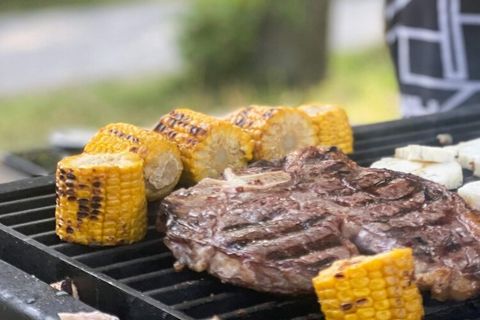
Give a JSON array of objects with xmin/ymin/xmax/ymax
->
[
  {"xmin": 84, "ymin": 123, "xmax": 182, "ymax": 200},
  {"xmin": 312, "ymin": 248, "xmax": 424, "ymax": 320},
  {"xmin": 55, "ymin": 152, "xmax": 147, "ymax": 246},
  {"xmin": 227, "ymin": 105, "xmax": 318, "ymax": 161},
  {"xmin": 154, "ymin": 108, "xmax": 253, "ymax": 184},
  {"xmin": 299, "ymin": 104, "xmax": 354, "ymax": 154}
]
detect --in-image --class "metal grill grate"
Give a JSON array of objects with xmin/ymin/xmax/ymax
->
[
  {"xmin": 1, "ymin": 108, "xmax": 480, "ymax": 320},
  {"xmin": 0, "ymin": 183, "xmax": 322, "ymax": 320}
]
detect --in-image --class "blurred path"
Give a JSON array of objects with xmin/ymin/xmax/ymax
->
[
  {"xmin": 0, "ymin": 0, "xmax": 184, "ymax": 96},
  {"xmin": 0, "ymin": 0, "xmax": 383, "ymax": 96}
]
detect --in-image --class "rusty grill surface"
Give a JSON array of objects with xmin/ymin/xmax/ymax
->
[{"xmin": 1, "ymin": 109, "xmax": 480, "ymax": 319}]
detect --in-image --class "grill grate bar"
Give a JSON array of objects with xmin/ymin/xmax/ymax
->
[
  {"xmin": 143, "ymin": 279, "xmax": 206, "ymax": 297},
  {"xmin": 30, "ymin": 230, "xmax": 56, "ymax": 239},
  {"xmin": 208, "ymin": 301, "xmax": 280, "ymax": 320},
  {"xmin": 49, "ymin": 242, "xmax": 77, "ymax": 250},
  {"xmin": 52, "ymin": 242, "xmax": 112, "ymax": 257},
  {"xmin": 30, "ymin": 230, "xmax": 61, "ymax": 246},
  {"xmin": 145, "ymin": 278, "xmax": 234, "ymax": 306},
  {"xmin": 172, "ymin": 292, "xmax": 240, "ymax": 311},
  {"xmin": 353, "ymin": 109, "xmax": 480, "ymax": 140},
  {"xmin": 120, "ymin": 268, "xmax": 177, "ymax": 285},
  {"xmin": 0, "ymin": 176, "xmax": 54, "ymax": 203},
  {"xmin": 50, "ymin": 227, "xmax": 160, "ymax": 257},
  {"xmin": 211, "ymin": 298, "xmax": 321, "ymax": 320},
  {"xmin": 354, "ymin": 120, "xmax": 480, "ymax": 149},
  {"xmin": 95, "ymin": 252, "xmax": 172, "ymax": 273},
  {"xmin": 0, "ymin": 205, "xmax": 55, "ymax": 225},
  {"xmin": 120, "ymin": 268, "xmax": 204, "ymax": 293},
  {"xmin": 72, "ymin": 239, "xmax": 163, "ymax": 269},
  {"xmin": 72, "ymin": 238, "xmax": 162, "ymax": 261},
  {"xmin": 0, "ymin": 194, "xmax": 55, "ymax": 214},
  {"xmin": 11, "ymin": 217, "xmax": 55, "ymax": 234},
  {"xmin": 173, "ymin": 291, "xmax": 279, "ymax": 318}
]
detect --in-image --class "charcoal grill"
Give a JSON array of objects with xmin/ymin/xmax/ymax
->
[{"xmin": 1, "ymin": 108, "xmax": 480, "ymax": 320}]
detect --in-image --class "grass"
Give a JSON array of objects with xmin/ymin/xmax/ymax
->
[{"xmin": 0, "ymin": 46, "xmax": 400, "ymax": 151}]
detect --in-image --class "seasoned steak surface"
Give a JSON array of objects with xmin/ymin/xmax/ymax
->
[{"xmin": 159, "ymin": 147, "xmax": 480, "ymax": 300}]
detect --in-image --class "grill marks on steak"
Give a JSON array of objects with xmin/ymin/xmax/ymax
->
[{"xmin": 159, "ymin": 147, "xmax": 480, "ymax": 300}]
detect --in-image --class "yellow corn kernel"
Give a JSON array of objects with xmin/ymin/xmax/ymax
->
[
  {"xmin": 370, "ymin": 271, "xmax": 384, "ymax": 279},
  {"xmin": 357, "ymin": 308, "xmax": 375, "ymax": 318},
  {"xmin": 312, "ymin": 248, "xmax": 424, "ymax": 320},
  {"xmin": 319, "ymin": 289, "xmax": 338, "ymax": 300},
  {"xmin": 374, "ymin": 299, "xmax": 390, "ymax": 310},
  {"xmin": 84, "ymin": 122, "xmax": 182, "ymax": 200},
  {"xmin": 351, "ymin": 277, "xmax": 370, "ymax": 289},
  {"xmin": 299, "ymin": 104, "xmax": 354, "ymax": 154},
  {"xmin": 227, "ymin": 105, "xmax": 318, "ymax": 161},
  {"xmin": 392, "ymin": 308, "xmax": 407, "ymax": 318},
  {"xmin": 375, "ymin": 310, "xmax": 392, "ymax": 320},
  {"xmin": 372, "ymin": 290, "xmax": 388, "ymax": 301},
  {"xmin": 154, "ymin": 108, "xmax": 253, "ymax": 185},
  {"xmin": 324, "ymin": 310, "xmax": 345, "ymax": 319},
  {"xmin": 353, "ymin": 289, "xmax": 371, "ymax": 299},
  {"xmin": 370, "ymin": 279, "xmax": 387, "ymax": 290},
  {"xmin": 55, "ymin": 152, "xmax": 147, "ymax": 246}
]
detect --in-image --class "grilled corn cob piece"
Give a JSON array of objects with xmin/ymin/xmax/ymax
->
[
  {"xmin": 299, "ymin": 105, "xmax": 353, "ymax": 154},
  {"xmin": 84, "ymin": 123, "xmax": 182, "ymax": 200},
  {"xmin": 313, "ymin": 248, "xmax": 423, "ymax": 320},
  {"xmin": 228, "ymin": 105, "xmax": 318, "ymax": 161},
  {"xmin": 154, "ymin": 108, "xmax": 253, "ymax": 184},
  {"xmin": 55, "ymin": 152, "xmax": 147, "ymax": 246}
]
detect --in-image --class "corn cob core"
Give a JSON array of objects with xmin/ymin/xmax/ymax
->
[
  {"xmin": 313, "ymin": 248, "xmax": 423, "ymax": 320},
  {"xmin": 228, "ymin": 105, "xmax": 318, "ymax": 161},
  {"xmin": 154, "ymin": 108, "xmax": 254, "ymax": 185},
  {"xmin": 55, "ymin": 152, "xmax": 147, "ymax": 246},
  {"xmin": 299, "ymin": 105, "xmax": 354, "ymax": 154},
  {"xmin": 84, "ymin": 123, "xmax": 182, "ymax": 200}
]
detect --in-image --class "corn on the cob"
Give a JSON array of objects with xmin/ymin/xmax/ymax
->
[
  {"xmin": 299, "ymin": 105, "xmax": 354, "ymax": 154},
  {"xmin": 84, "ymin": 123, "xmax": 182, "ymax": 200},
  {"xmin": 228, "ymin": 105, "xmax": 318, "ymax": 161},
  {"xmin": 154, "ymin": 108, "xmax": 254, "ymax": 184},
  {"xmin": 313, "ymin": 248, "xmax": 423, "ymax": 320},
  {"xmin": 55, "ymin": 152, "xmax": 147, "ymax": 246}
]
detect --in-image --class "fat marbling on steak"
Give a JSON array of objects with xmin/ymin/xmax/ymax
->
[{"xmin": 158, "ymin": 147, "xmax": 480, "ymax": 301}]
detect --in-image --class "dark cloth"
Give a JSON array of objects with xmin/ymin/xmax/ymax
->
[{"xmin": 386, "ymin": 0, "xmax": 480, "ymax": 116}]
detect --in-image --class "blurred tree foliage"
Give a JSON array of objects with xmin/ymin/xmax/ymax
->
[{"xmin": 180, "ymin": 0, "xmax": 329, "ymax": 87}]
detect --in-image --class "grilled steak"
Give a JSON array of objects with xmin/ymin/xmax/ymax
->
[{"xmin": 158, "ymin": 147, "xmax": 480, "ymax": 301}]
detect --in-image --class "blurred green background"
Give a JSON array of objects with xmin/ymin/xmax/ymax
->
[{"xmin": 0, "ymin": 0, "xmax": 400, "ymax": 152}]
